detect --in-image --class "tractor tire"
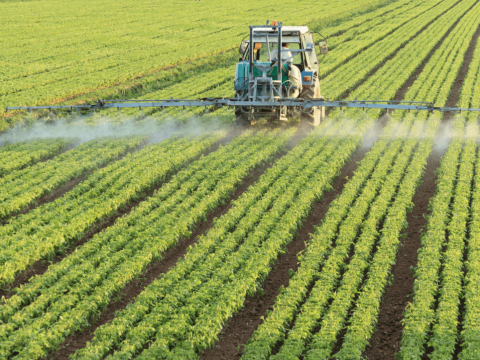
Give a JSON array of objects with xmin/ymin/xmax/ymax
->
[
  {"xmin": 235, "ymin": 106, "xmax": 251, "ymax": 126},
  {"xmin": 301, "ymin": 79, "xmax": 324, "ymax": 126}
]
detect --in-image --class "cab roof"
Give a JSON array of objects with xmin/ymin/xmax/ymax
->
[{"xmin": 252, "ymin": 26, "xmax": 309, "ymax": 34}]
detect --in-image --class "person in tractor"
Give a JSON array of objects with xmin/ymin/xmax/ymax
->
[{"xmin": 273, "ymin": 43, "xmax": 293, "ymax": 74}]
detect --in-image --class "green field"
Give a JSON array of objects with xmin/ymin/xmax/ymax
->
[{"xmin": 1, "ymin": 0, "xmax": 480, "ymax": 359}]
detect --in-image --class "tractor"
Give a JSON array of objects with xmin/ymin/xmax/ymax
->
[{"xmin": 234, "ymin": 20, "xmax": 328, "ymax": 126}]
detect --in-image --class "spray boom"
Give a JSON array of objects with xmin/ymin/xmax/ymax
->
[{"xmin": 5, "ymin": 98, "xmax": 480, "ymax": 119}]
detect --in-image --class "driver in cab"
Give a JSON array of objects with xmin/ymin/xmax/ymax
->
[{"xmin": 272, "ymin": 43, "xmax": 293, "ymax": 73}]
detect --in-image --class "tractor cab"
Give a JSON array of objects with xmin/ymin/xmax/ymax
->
[{"xmin": 235, "ymin": 21, "xmax": 328, "ymax": 126}]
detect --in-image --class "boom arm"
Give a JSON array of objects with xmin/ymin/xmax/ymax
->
[{"xmin": 6, "ymin": 98, "xmax": 480, "ymax": 116}]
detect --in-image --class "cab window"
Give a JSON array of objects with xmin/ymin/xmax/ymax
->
[
  {"xmin": 258, "ymin": 42, "xmax": 302, "ymax": 65},
  {"xmin": 304, "ymin": 33, "xmax": 319, "ymax": 72}
]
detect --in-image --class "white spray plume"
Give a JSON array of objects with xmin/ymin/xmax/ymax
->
[
  {"xmin": 0, "ymin": 114, "xmax": 225, "ymax": 146},
  {"xmin": 433, "ymin": 119, "xmax": 453, "ymax": 153},
  {"xmin": 361, "ymin": 114, "xmax": 386, "ymax": 148}
]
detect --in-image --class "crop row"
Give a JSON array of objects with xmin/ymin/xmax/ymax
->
[
  {"xmin": 73, "ymin": 119, "xmax": 346, "ymax": 358},
  {"xmin": 0, "ymin": 139, "xmax": 66, "ymax": 153},
  {"xmin": 372, "ymin": 0, "xmax": 480, "ymax": 352},
  {"xmin": 113, "ymin": 77, "xmax": 233, "ymax": 125},
  {"xmin": 315, "ymin": 0, "xmax": 418, "ymax": 38},
  {"xmin": 138, "ymin": 121, "xmax": 365, "ymax": 359},
  {"xmin": 0, "ymin": 138, "xmax": 70, "ymax": 177},
  {"xmin": 398, "ymin": 2, "xmax": 480, "ymax": 355},
  {"xmin": 146, "ymin": 81, "xmax": 235, "ymax": 124},
  {"xmin": 70, "ymin": 114, "xmax": 372, "ymax": 359},
  {"xmin": 322, "ymin": 0, "xmax": 474, "ymax": 100},
  {"xmin": 457, "ymin": 27, "xmax": 480, "ymax": 119},
  {"xmin": 83, "ymin": 64, "xmax": 235, "ymax": 123},
  {"xmin": 456, "ymin": 27, "xmax": 480, "ymax": 359},
  {"xmin": 72, "ymin": 62, "xmax": 236, "ymax": 127},
  {"xmin": 0, "ymin": 137, "xmax": 145, "ymax": 220},
  {"xmin": 0, "ymin": 129, "xmax": 290, "ymax": 359},
  {"xmin": 0, "ymin": 133, "xmax": 222, "ymax": 285},
  {"xmin": 398, "ymin": 118, "xmax": 465, "ymax": 359},
  {"xmin": 460, "ymin": 122, "xmax": 480, "ymax": 359},
  {"xmin": 399, "ymin": 117, "xmax": 478, "ymax": 359},
  {"xmin": 322, "ymin": 0, "xmax": 419, "ymax": 38},
  {"xmin": 306, "ymin": 121, "xmax": 418, "ymax": 358},
  {"xmin": 401, "ymin": 1, "xmax": 480, "ymax": 111},
  {"xmin": 2, "ymin": 0, "xmax": 387, "ymax": 56},
  {"xmin": 1, "ymin": 0, "xmax": 354, "ymax": 72},
  {"xmin": 242, "ymin": 119, "xmax": 439, "ymax": 360},
  {"xmin": 428, "ymin": 124, "xmax": 477, "ymax": 359},
  {"xmin": 9, "ymin": 0, "xmax": 444, "ymax": 129},
  {"xmin": 320, "ymin": 0, "xmax": 443, "ymax": 75},
  {"xmin": 83, "ymin": 0, "xmax": 459, "ymax": 128},
  {"xmin": 110, "ymin": 0, "xmax": 458, "ymax": 125},
  {"xmin": 242, "ymin": 1, "xmax": 480, "ymax": 355},
  {"xmin": 288, "ymin": 118, "xmax": 424, "ymax": 360},
  {"xmin": 241, "ymin": 114, "xmax": 409, "ymax": 359},
  {"xmin": 331, "ymin": 117, "xmax": 437, "ymax": 359},
  {"xmin": 337, "ymin": 0, "xmax": 475, "ymax": 120}
]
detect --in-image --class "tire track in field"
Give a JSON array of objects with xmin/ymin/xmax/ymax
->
[
  {"xmin": 48, "ymin": 125, "xmax": 307, "ymax": 360},
  {"xmin": 362, "ymin": 20, "xmax": 480, "ymax": 360}
]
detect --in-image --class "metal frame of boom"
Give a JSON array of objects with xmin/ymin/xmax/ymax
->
[{"xmin": 6, "ymin": 98, "xmax": 480, "ymax": 116}]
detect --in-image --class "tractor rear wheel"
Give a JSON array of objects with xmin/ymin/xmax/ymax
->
[
  {"xmin": 235, "ymin": 107, "xmax": 251, "ymax": 126},
  {"xmin": 301, "ymin": 79, "xmax": 324, "ymax": 126}
]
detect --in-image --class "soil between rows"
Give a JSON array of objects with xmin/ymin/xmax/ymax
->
[
  {"xmin": 200, "ymin": 116, "xmax": 387, "ymax": 360},
  {"xmin": 443, "ymin": 20, "xmax": 480, "ymax": 119}
]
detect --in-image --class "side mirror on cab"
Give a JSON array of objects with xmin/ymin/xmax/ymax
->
[
  {"xmin": 239, "ymin": 41, "xmax": 248, "ymax": 56},
  {"xmin": 319, "ymin": 40, "xmax": 328, "ymax": 55}
]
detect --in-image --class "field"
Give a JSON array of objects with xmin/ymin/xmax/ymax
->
[{"xmin": 1, "ymin": 0, "xmax": 480, "ymax": 359}]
